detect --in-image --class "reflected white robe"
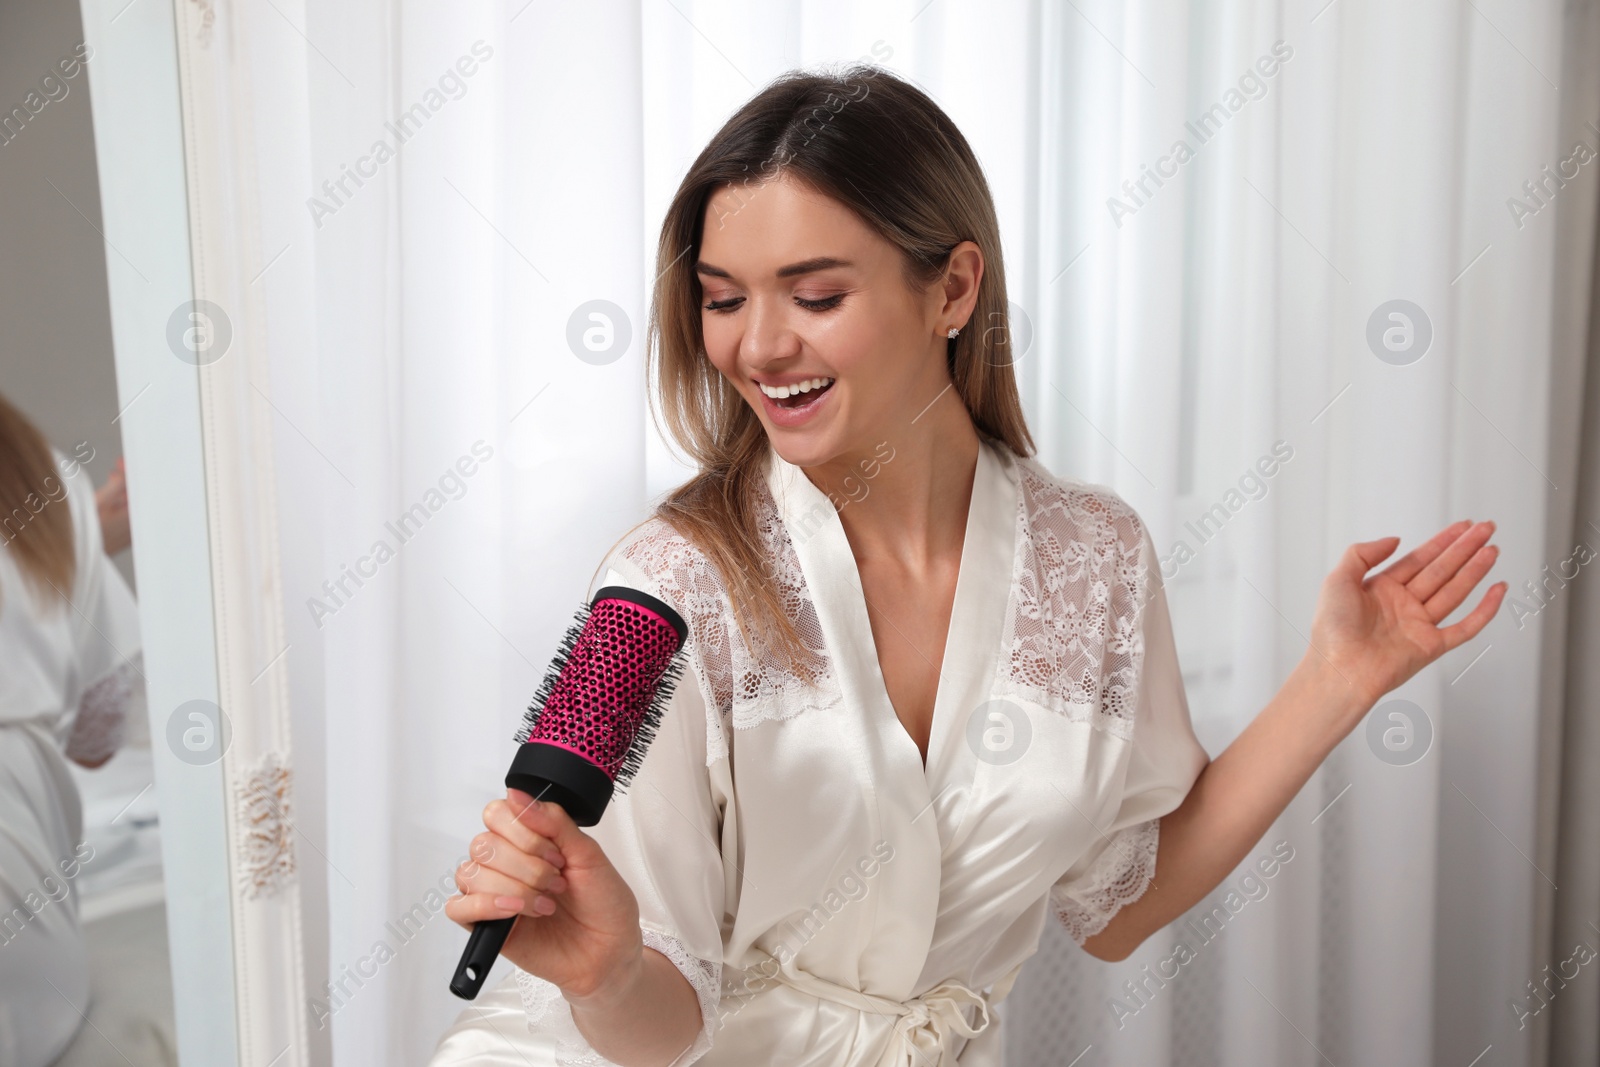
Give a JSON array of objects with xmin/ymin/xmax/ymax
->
[
  {"xmin": 431, "ymin": 434, "xmax": 1207, "ymax": 1066},
  {"xmin": 0, "ymin": 452, "xmax": 143, "ymax": 1067}
]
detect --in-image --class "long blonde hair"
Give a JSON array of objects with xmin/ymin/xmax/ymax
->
[
  {"xmin": 636, "ymin": 63, "xmax": 1034, "ymax": 678},
  {"xmin": 0, "ymin": 390, "xmax": 75, "ymax": 615}
]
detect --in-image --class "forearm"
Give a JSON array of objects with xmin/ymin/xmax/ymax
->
[
  {"xmin": 568, "ymin": 945, "xmax": 704, "ymax": 1067},
  {"xmin": 1082, "ymin": 652, "xmax": 1370, "ymax": 960}
]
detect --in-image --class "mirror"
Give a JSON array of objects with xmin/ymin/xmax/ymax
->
[
  {"xmin": 0, "ymin": 3, "xmax": 180, "ymax": 1065},
  {"xmin": 2, "ymin": 0, "xmax": 246, "ymax": 1063}
]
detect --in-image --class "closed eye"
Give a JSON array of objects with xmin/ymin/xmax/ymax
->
[{"xmin": 702, "ymin": 295, "xmax": 846, "ymax": 314}]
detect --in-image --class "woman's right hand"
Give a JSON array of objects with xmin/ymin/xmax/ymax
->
[
  {"xmin": 446, "ymin": 788, "xmax": 644, "ymax": 1001},
  {"xmin": 95, "ymin": 456, "xmax": 131, "ymax": 556}
]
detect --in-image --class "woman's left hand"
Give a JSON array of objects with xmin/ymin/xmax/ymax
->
[{"xmin": 1308, "ymin": 519, "xmax": 1507, "ymax": 716}]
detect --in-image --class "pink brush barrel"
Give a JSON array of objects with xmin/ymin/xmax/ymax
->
[{"xmin": 505, "ymin": 585, "xmax": 689, "ymax": 826}]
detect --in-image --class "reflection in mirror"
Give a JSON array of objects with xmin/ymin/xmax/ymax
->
[{"xmin": 0, "ymin": 0, "xmax": 174, "ymax": 1064}]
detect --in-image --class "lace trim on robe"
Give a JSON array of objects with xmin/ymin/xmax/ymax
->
[
  {"xmin": 64, "ymin": 652, "xmax": 144, "ymax": 766},
  {"xmin": 614, "ymin": 489, "xmax": 842, "ymax": 766},
  {"xmin": 1049, "ymin": 817, "xmax": 1162, "ymax": 944},
  {"xmin": 514, "ymin": 925, "xmax": 722, "ymax": 1066},
  {"xmin": 993, "ymin": 456, "xmax": 1152, "ymax": 741},
  {"xmin": 611, "ymin": 447, "xmax": 1156, "ymax": 761}
]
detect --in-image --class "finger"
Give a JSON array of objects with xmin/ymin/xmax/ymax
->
[
  {"xmin": 456, "ymin": 857, "xmax": 566, "ymax": 903},
  {"xmin": 462, "ymin": 832, "xmax": 568, "ymax": 892},
  {"xmin": 483, "ymin": 802, "xmax": 565, "ymax": 869},
  {"xmin": 1422, "ymin": 542, "xmax": 1499, "ymax": 622},
  {"xmin": 1382, "ymin": 520, "xmax": 1473, "ymax": 585},
  {"xmin": 445, "ymin": 892, "xmax": 523, "ymax": 929},
  {"xmin": 1438, "ymin": 581, "xmax": 1508, "ymax": 653},
  {"xmin": 1408, "ymin": 521, "xmax": 1495, "ymax": 603},
  {"xmin": 1335, "ymin": 536, "xmax": 1401, "ymax": 582},
  {"xmin": 507, "ymin": 788, "xmax": 595, "ymax": 860}
]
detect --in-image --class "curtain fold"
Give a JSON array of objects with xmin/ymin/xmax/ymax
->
[
  {"xmin": 1542, "ymin": 7, "xmax": 1600, "ymax": 1065},
  {"xmin": 204, "ymin": 1, "xmax": 1596, "ymax": 1063},
  {"xmin": 1546, "ymin": 197, "xmax": 1600, "ymax": 1067}
]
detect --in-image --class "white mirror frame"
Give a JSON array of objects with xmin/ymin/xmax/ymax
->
[{"xmin": 82, "ymin": 0, "xmax": 312, "ymax": 1063}]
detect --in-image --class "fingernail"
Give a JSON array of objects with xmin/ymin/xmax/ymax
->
[
  {"xmin": 494, "ymin": 895, "xmax": 523, "ymax": 911},
  {"xmin": 544, "ymin": 849, "xmax": 566, "ymax": 869},
  {"xmin": 549, "ymin": 876, "xmax": 568, "ymax": 893},
  {"xmin": 533, "ymin": 896, "xmax": 556, "ymax": 915}
]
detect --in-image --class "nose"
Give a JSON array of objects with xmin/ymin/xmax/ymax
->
[{"xmin": 740, "ymin": 295, "xmax": 802, "ymax": 372}]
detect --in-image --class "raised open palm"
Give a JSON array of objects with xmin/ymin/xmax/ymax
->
[{"xmin": 1309, "ymin": 519, "xmax": 1507, "ymax": 713}]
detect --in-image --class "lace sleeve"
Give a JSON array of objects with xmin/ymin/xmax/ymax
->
[
  {"xmin": 64, "ymin": 652, "xmax": 145, "ymax": 766},
  {"xmin": 1024, "ymin": 484, "xmax": 1205, "ymax": 948},
  {"xmin": 1049, "ymin": 818, "xmax": 1161, "ymax": 945},
  {"xmin": 512, "ymin": 925, "xmax": 721, "ymax": 1066}
]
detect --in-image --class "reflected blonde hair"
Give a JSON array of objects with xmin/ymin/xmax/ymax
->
[
  {"xmin": 624, "ymin": 64, "xmax": 1034, "ymax": 678},
  {"xmin": 0, "ymin": 391, "xmax": 75, "ymax": 614}
]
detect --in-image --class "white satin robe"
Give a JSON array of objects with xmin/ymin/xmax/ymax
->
[
  {"xmin": 0, "ymin": 452, "xmax": 143, "ymax": 1067},
  {"xmin": 431, "ymin": 434, "xmax": 1208, "ymax": 1066}
]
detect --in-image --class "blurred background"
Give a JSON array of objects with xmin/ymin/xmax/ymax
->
[
  {"xmin": 1, "ymin": 0, "xmax": 168, "ymax": 1063},
  {"xmin": 3, "ymin": 1, "xmax": 1598, "ymax": 1065}
]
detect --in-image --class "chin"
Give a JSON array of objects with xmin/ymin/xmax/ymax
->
[
  {"xmin": 765, "ymin": 434, "xmax": 834, "ymax": 469},
  {"xmin": 764, "ymin": 425, "xmax": 882, "ymax": 475}
]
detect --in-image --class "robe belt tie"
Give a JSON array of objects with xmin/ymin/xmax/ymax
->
[{"xmin": 744, "ymin": 953, "xmax": 1024, "ymax": 1067}]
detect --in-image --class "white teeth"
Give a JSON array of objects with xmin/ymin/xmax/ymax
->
[{"xmin": 759, "ymin": 377, "xmax": 833, "ymax": 399}]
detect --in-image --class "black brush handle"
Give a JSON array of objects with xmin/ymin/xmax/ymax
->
[{"xmin": 450, "ymin": 916, "xmax": 516, "ymax": 999}]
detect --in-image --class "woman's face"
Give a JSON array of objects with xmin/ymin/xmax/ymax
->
[{"xmin": 695, "ymin": 172, "xmax": 979, "ymax": 470}]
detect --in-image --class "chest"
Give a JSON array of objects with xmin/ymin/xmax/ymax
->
[{"xmin": 855, "ymin": 554, "xmax": 961, "ymax": 768}]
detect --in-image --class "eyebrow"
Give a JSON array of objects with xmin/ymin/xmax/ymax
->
[{"xmin": 694, "ymin": 256, "xmax": 854, "ymax": 280}]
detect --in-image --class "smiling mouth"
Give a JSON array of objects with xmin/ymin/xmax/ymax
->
[{"xmin": 759, "ymin": 378, "xmax": 836, "ymax": 409}]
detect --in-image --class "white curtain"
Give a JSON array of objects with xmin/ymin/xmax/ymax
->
[
  {"xmin": 203, "ymin": 0, "xmax": 1598, "ymax": 1064},
  {"xmin": 1003, "ymin": 1, "xmax": 1598, "ymax": 1065}
]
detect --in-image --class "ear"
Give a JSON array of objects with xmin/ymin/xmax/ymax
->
[{"xmin": 937, "ymin": 240, "xmax": 985, "ymax": 336}]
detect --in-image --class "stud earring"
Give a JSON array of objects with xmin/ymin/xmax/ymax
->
[{"xmin": 947, "ymin": 326, "xmax": 960, "ymax": 339}]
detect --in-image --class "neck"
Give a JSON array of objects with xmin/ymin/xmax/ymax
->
[{"xmin": 800, "ymin": 386, "xmax": 982, "ymax": 570}]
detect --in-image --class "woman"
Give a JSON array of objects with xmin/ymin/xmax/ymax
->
[
  {"xmin": 432, "ymin": 65, "xmax": 1503, "ymax": 1066},
  {"xmin": 0, "ymin": 392, "xmax": 143, "ymax": 1066}
]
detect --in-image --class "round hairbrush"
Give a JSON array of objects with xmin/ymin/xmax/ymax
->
[{"xmin": 449, "ymin": 585, "xmax": 690, "ymax": 1000}]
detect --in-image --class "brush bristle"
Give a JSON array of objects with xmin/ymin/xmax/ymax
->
[{"xmin": 514, "ymin": 600, "xmax": 593, "ymax": 746}]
